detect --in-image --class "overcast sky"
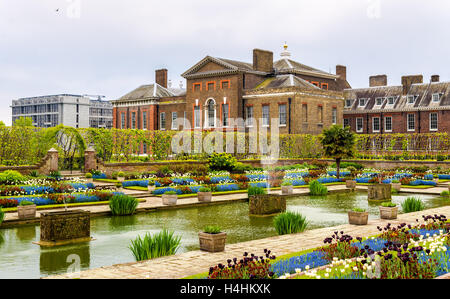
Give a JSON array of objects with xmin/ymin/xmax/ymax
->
[{"xmin": 1, "ymin": 0, "xmax": 449, "ymax": 125}]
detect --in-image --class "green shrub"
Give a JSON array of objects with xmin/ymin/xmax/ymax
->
[
  {"xmin": 199, "ymin": 187, "xmax": 211, "ymax": 192},
  {"xmin": 273, "ymin": 211, "xmax": 308, "ymax": 235},
  {"xmin": 85, "ymin": 173, "xmax": 93, "ymax": 178},
  {"xmin": 437, "ymin": 155, "xmax": 446, "ymax": 162},
  {"xmin": 109, "ymin": 194, "xmax": 139, "ymax": 216},
  {"xmin": 247, "ymin": 186, "xmax": 266, "ymax": 196},
  {"xmin": 281, "ymin": 181, "xmax": 292, "ymax": 186},
  {"xmin": 19, "ymin": 200, "xmax": 34, "ymax": 206},
  {"xmin": 208, "ymin": 153, "xmax": 237, "ymax": 172},
  {"xmin": 391, "ymin": 188, "xmax": 398, "ymax": 194},
  {"xmin": 117, "ymin": 171, "xmax": 125, "ymax": 177},
  {"xmin": 231, "ymin": 162, "xmax": 253, "ymax": 174},
  {"xmin": 129, "ymin": 229, "xmax": 181, "ymax": 261},
  {"xmin": 381, "ymin": 202, "xmax": 397, "ymax": 207},
  {"xmin": 49, "ymin": 170, "xmax": 61, "ymax": 179},
  {"xmin": 0, "ymin": 170, "xmax": 26, "ymax": 185},
  {"xmin": 331, "ymin": 162, "xmax": 364, "ymax": 170},
  {"xmin": 28, "ymin": 170, "xmax": 40, "ymax": 178},
  {"xmin": 352, "ymin": 208, "xmax": 366, "ymax": 212},
  {"xmin": 115, "ymin": 182, "xmax": 122, "ymax": 188},
  {"xmin": 0, "ymin": 207, "xmax": 4, "ymax": 224},
  {"xmin": 309, "ymin": 180, "xmax": 328, "ymax": 196},
  {"xmin": 441, "ymin": 191, "xmax": 450, "ymax": 197},
  {"xmin": 164, "ymin": 191, "xmax": 177, "ymax": 195},
  {"xmin": 203, "ymin": 225, "xmax": 222, "ymax": 234},
  {"xmin": 401, "ymin": 197, "xmax": 425, "ymax": 213}
]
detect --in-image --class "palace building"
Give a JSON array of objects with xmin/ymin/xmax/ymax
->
[
  {"xmin": 343, "ymin": 74, "xmax": 450, "ymax": 134},
  {"xmin": 111, "ymin": 45, "xmax": 350, "ymax": 135}
]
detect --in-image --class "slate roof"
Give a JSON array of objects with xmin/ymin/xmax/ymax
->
[
  {"xmin": 343, "ymin": 81, "xmax": 450, "ymax": 113},
  {"xmin": 254, "ymin": 74, "xmax": 321, "ymax": 90},
  {"xmin": 113, "ymin": 83, "xmax": 185, "ymax": 103},
  {"xmin": 273, "ymin": 58, "xmax": 338, "ymax": 79}
]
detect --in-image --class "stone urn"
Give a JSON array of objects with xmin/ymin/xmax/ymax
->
[
  {"xmin": 147, "ymin": 185, "xmax": 156, "ymax": 193},
  {"xmin": 346, "ymin": 180, "xmax": 356, "ymax": 189},
  {"xmin": 379, "ymin": 206, "xmax": 398, "ymax": 220},
  {"xmin": 162, "ymin": 194, "xmax": 178, "ymax": 206},
  {"xmin": 281, "ymin": 185, "xmax": 293, "ymax": 195},
  {"xmin": 117, "ymin": 176, "xmax": 125, "ymax": 182},
  {"xmin": 197, "ymin": 192, "xmax": 212, "ymax": 202},
  {"xmin": 391, "ymin": 183, "xmax": 402, "ymax": 192},
  {"xmin": 17, "ymin": 204, "xmax": 37, "ymax": 220},
  {"xmin": 348, "ymin": 210, "xmax": 369, "ymax": 225},
  {"xmin": 198, "ymin": 232, "xmax": 227, "ymax": 252}
]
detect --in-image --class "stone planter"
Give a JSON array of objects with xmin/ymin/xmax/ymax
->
[
  {"xmin": 281, "ymin": 185, "xmax": 293, "ymax": 195},
  {"xmin": 249, "ymin": 194, "xmax": 286, "ymax": 216},
  {"xmin": 346, "ymin": 180, "xmax": 356, "ymax": 189},
  {"xmin": 117, "ymin": 177, "xmax": 125, "ymax": 182},
  {"xmin": 368, "ymin": 184, "xmax": 391, "ymax": 201},
  {"xmin": 37, "ymin": 210, "xmax": 91, "ymax": 246},
  {"xmin": 85, "ymin": 178, "xmax": 93, "ymax": 184},
  {"xmin": 391, "ymin": 183, "xmax": 402, "ymax": 192},
  {"xmin": 379, "ymin": 206, "xmax": 398, "ymax": 220},
  {"xmin": 17, "ymin": 204, "xmax": 37, "ymax": 220},
  {"xmin": 162, "ymin": 194, "xmax": 178, "ymax": 206},
  {"xmin": 147, "ymin": 185, "xmax": 156, "ymax": 193},
  {"xmin": 197, "ymin": 192, "xmax": 212, "ymax": 202},
  {"xmin": 198, "ymin": 232, "xmax": 227, "ymax": 252},
  {"xmin": 348, "ymin": 211, "xmax": 369, "ymax": 225}
]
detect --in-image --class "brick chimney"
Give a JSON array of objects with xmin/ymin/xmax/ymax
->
[
  {"xmin": 155, "ymin": 69, "xmax": 168, "ymax": 88},
  {"xmin": 336, "ymin": 65, "xmax": 347, "ymax": 81},
  {"xmin": 369, "ymin": 75, "xmax": 388, "ymax": 87},
  {"xmin": 401, "ymin": 75, "xmax": 423, "ymax": 95},
  {"xmin": 253, "ymin": 49, "xmax": 273, "ymax": 73},
  {"xmin": 431, "ymin": 75, "xmax": 440, "ymax": 83}
]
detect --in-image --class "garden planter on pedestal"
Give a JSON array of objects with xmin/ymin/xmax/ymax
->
[
  {"xmin": 198, "ymin": 232, "xmax": 227, "ymax": 252},
  {"xmin": 147, "ymin": 185, "xmax": 156, "ymax": 193},
  {"xmin": 249, "ymin": 194, "xmax": 286, "ymax": 216},
  {"xmin": 17, "ymin": 205, "xmax": 36, "ymax": 220},
  {"xmin": 117, "ymin": 177, "xmax": 125, "ymax": 182},
  {"xmin": 35, "ymin": 210, "xmax": 91, "ymax": 246},
  {"xmin": 86, "ymin": 178, "xmax": 93, "ymax": 184},
  {"xmin": 346, "ymin": 180, "xmax": 356, "ymax": 189},
  {"xmin": 348, "ymin": 211, "xmax": 369, "ymax": 225},
  {"xmin": 197, "ymin": 192, "xmax": 212, "ymax": 202},
  {"xmin": 391, "ymin": 183, "xmax": 402, "ymax": 192},
  {"xmin": 368, "ymin": 184, "xmax": 391, "ymax": 201},
  {"xmin": 379, "ymin": 206, "xmax": 398, "ymax": 220},
  {"xmin": 281, "ymin": 185, "xmax": 293, "ymax": 195},
  {"xmin": 162, "ymin": 194, "xmax": 178, "ymax": 206}
]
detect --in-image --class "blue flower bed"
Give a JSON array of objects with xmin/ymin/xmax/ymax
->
[
  {"xmin": 246, "ymin": 174, "xmax": 268, "ymax": 181},
  {"xmin": 92, "ymin": 173, "xmax": 107, "ymax": 179},
  {"xmin": 69, "ymin": 183, "xmax": 95, "ymax": 190},
  {"xmin": 210, "ymin": 176, "xmax": 232, "ymax": 184},
  {"xmin": 424, "ymin": 174, "xmax": 434, "ymax": 180},
  {"xmin": 284, "ymin": 172, "xmax": 308, "ymax": 179},
  {"xmin": 171, "ymin": 177, "xmax": 195, "ymax": 185},
  {"xmin": 270, "ymin": 251, "xmax": 329, "ymax": 276},
  {"xmin": 409, "ymin": 180, "xmax": 436, "ymax": 186},
  {"xmin": 153, "ymin": 187, "xmax": 182, "ymax": 195},
  {"xmin": 122, "ymin": 180, "xmax": 149, "ymax": 188},
  {"xmin": 327, "ymin": 171, "xmax": 350, "ymax": 177},
  {"xmin": 356, "ymin": 177, "xmax": 371, "ymax": 183},
  {"xmin": 352, "ymin": 238, "xmax": 388, "ymax": 252},
  {"xmin": 249, "ymin": 182, "xmax": 268, "ymax": 188},
  {"xmin": 215, "ymin": 184, "xmax": 240, "ymax": 192},
  {"xmin": 20, "ymin": 186, "xmax": 53, "ymax": 195},
  {"xmin": 438, "ymin": 174, "xmax": 450, "ymax": 180},
  {"xmin": 287, "ymin": 179, "xmax": 307, "ymax": 186},
  {"xmin": 409, "ymin": 229, "xmax": 447, "ymax": 237},
  {"xmin": 12, "ymin": 192, "xmax": 122, "ymax": 206},
  {"xmin": 317, "ymin": 177, "xmax": 342, "ymax": 184}
]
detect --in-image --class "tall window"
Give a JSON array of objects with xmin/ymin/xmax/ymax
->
[
  {"xmin": 142, "ymin": 111, "xmax": 147, "ymax": 129},
  {"xmin": 194, "ymin": 106, "xmax": 201, "ymax": 128},
  {"xmin": 407, "ymin": 114, "xmax": 415, "ymax": 131},
  {"xmin": 246, "ymin": 106, "xmax": 254, "ymax": 127},
  {"xmin": 171, "ymin": 112, "xmax": 178, "ymax": 130},
  {"xmin": 356, "ymin": 117, "xmax": 363, "ymax": 132},
  {"xmin": 318, "ymin": 106, "xmax": 323, "ymax": 123},
  {"xmin": 222, "ymin": 104, "xmax": 229, "ymax": 127},
  {"xmin": 430, "ymin": 113, "xmax": 438, "ymax": 131},
  {"xmin": 332, "ymin": 108, "xmax": 337, "ymax": 124},
  {"xmin": 385, "ymin": 116, "xmax": 392, "ymax": 132},
  {"xmin": 206, "ymin": 99, "xmax": 216, "ymax": 127},
  {"xmin": 160, "ymin": 112, "xmax": 166, "ymax": 130},
  {"xmin": 262, "ymin": 105, "xmax": 270, "ymax": 127},
  {"xmin": 302, "ymin": 104, "xmax": 308, "ymax": 123},
  {"xmin": 343, "ymin": 118, "xmax": 350, "ymax": 128},
  {"xmin": 279, "ymin": 104, "xmax": 286, "ymax": 126},
  {"xmin": 131, "ymin": 112, "xmax": 136, "ymax": 129},
  {"xmin": 372, "ymin": 117, "xmax": 380, "ymax": 132}
]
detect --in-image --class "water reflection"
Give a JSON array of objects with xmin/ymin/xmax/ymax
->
[
  {"xmin": 15, "ymin": 225, "xmax": 37, "ymax": 242},
  {"xmin": 40, "ymin": 243, "xmax": 91, "ymax": 277},
  {"xmin": 109, "ymin": 215, "xmax": 137, "ymax": 229}
]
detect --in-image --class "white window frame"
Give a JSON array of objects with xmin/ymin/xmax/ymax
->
[
  {"xmin": 278, "ymin": 104, "xmax": 287, "ymax": 127},
  {"xmin": 171, "ymin": 112, "xmax": 178, "ymax": 130},
  {"xmin": 204, "ymin": 98, "xmax": 216, "ymax": 128},
  {"xmin": 356, "ymin": 117, "xmax": 363, "ymax": 133},
  {"xmin": 121, "ymin": 113, "xmax": 125, "ymax": 129},
  {"xmin": 372, "ymin": 117, "xmax": 380, "ymax": 132},
  {"xmin": 194, "ymin": 106, "xmax": 201, "ymax": 129},
  {"xmin": 332, "ymin": 108, "xmax": 337, "ymax": 125},
  {"xmin": 345, "ymin": 99, "xmax": 354, "ymax": 108},
  {"xmin": 432, "ymin": 93, "xmax": 441, "ymax": 103},
  {"xmin": 375, "ymin": 97, "xmax": 384, "ymax": 106},
  {"xmin": 384, "ymin": 116, "xmax": 392, "ymax": 132},
  {"xmin": 430, "ymin": 112, "xmax": 438, "ymax": 131},
  {"xmin": 142, "ymin": 111, "xmax": 147, "ymax": 130},
  {"xmin": 262, "ymin": 105, "xmax": 270, "ymax": 127},
  {"xmin": 246, "ymin": 106, "xmax": 254, "ymax": 127},
  {"xmin": 407, "ymin": 114, "xmax": 415, "ymax": 132},
  {"xmin": 358, "ymin": 98, "xmax": 366, "ymax": 107},
  {"xmin": 160, "ymin": 112, "xmax": 166, "ymax": 130},
  {"xmin": 222, "ymin": 103, "xmax": 229, "ymax": 127},
  {"xmin": 407, "ymin": 95, "xmax": 415, "ymax": 104},
  {"xmin": 343, "ymin": 118, "xmax": 350, "ymax": 128},
  {"xmin": 131, "ymin": 112, "xmax": 136, "ymax": 129},
  {"xmin": 387, "ymin": 97, "xmax": 395, "ymax": 105}
]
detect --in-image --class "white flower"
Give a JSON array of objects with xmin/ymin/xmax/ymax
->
[
  {"xmin": 295, "ymin": 268, "xmax": 302, "ymax": 273},
  {"xmin": 305, "ymin": 265, "xmax": 310, "ymax": 270},
  {"xmin": 353, "ymin": 266, "xmax": 358, "ymax": 271}
]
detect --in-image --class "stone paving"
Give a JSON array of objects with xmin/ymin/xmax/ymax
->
[{"xmin": 46, "ymin": 203, "xmax": 450, "ymax": 279}]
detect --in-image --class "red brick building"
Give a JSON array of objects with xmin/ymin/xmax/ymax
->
[
  {"xmin": 112, "ymin": 45, "xmax": 350, "ymax": 135},
  {"xmin": 343, "ymin": 74, "xmax": 450, "ymax": 134}
]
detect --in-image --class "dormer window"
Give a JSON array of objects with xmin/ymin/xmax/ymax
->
[
  {"xmin": 432, "ymin": 93, "xmax": 441, "ymax": 102},
  {"xmin": 407, "ymin": 95, "xmax": 416, "ymax": 104},
  {"xmin": 375, "ymin": 97, "xmax": 384, "ymax": 106},
  {"xmin": 387, "ymin": 97, "xmax": 395, "ymax": 105},
  {"xmin": 358, "ymin": 98, "xmax": 366, "ymax": 107},
  {"xmin": 345, "ymin": 99, "xmax": 353, "ymax": 108}
]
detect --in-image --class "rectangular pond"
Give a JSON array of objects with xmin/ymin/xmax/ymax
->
[{"xmin": 0, "ymin": 191, "xmax": 448, "ymax": 278}]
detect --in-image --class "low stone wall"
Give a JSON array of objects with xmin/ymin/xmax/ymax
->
[
  {"xmin": 248, "ymin": 194, "xmax": 286, "ymax": 215},
  {"xmin": 0, "ymin": 148, "xmax": 59, "ymax": 175},
  {"xmin": 40, "ymin": 210, "xmax": 90, "ymax": 242}
]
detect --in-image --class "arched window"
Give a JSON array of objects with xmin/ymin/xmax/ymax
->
[{"xmin": 205, "ymin": 98, "xmax": 216, "ymax": 128}]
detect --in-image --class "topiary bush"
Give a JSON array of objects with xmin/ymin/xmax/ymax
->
[
  {"xmin": 247, "ymin": 186, "xmax": 267, "ymax": 196},
  {"xmin": 273, "ymin": 211, "xmax": 308, "ymax": 235},
  {"xmin": 0, "ymin": 170, "xmax": 27, "ymax": 185},
  {"xmin": 208, "ymin": 153, "xmax": 237, "ymax": 172},
  {"xmin": 309, "ymin": 180, "xmax": 328, "ymax": 196},
  {"xmin": 109, "ymin": 194, "xmax": 139, "ymax": 216},
  {"xmin": 129, "ymin": 229, "xmax": 181, "ymax": 261},
  {"xmin": 401, "ymin": 197, "xmax": 425, "ymax": 213}
]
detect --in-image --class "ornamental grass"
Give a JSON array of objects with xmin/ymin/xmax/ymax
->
[
  {"xmin": 273, "ymin": 211, "xmax": 308, "ymax": 235},
  {"xmin": 401, "ymin": 197, "xmax": 425, "ymax": 213},
  {"xmin": 109, "ymin": 194, "xmax": 139, "ymax": 216},
  {"xmin": 129, "ymin": 229, "xmax": 181, "ymax": 261},
  {"xmin": 308, "ymin": 180, "xmax": 328, "ymax": 196}
]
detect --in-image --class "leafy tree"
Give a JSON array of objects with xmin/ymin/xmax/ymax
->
[
  {"xmin": 13, "ymin": 116, "xmax": 33, "ymax": 127},
  {"xmin": 320, "ymin": 125, "xmax": 356, "ymax": 179}
]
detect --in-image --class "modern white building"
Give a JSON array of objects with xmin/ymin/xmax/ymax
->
[{"xmin": 11, "ymin": 94, "xmax": 113, "ymax": 128}]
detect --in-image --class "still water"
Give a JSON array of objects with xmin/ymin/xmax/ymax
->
[{"xmin": 0, "ymin": 192, "xmax": 448, "ymax": 278}]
